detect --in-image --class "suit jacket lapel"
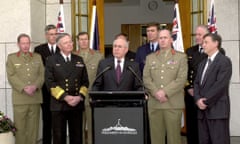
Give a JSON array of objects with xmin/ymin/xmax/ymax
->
[
  {"xmin": 108, "ymin": 58, "xmax": 117, "ymax": 84},
  {"xmin": 120, "ymin": 60, "xmax": 130, "ymax": 84},
  {"xmin": 201, "ymin": 53, "xmax": 220, "ymax": 86},
  {"xmin": 200, "ymin": 59, "xmax": 209, "ymax": 86}
]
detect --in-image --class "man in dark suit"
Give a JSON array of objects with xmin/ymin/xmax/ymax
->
[
  {"xmin": 194, "ymin": 33, "xmax": 232, "ymax": 144},
  {"xmin": 92, "ymin": 37, "xmax": 142, "ymax": 91},
  {"xmin": 45, "ymin": 33, "xmax": 89, "ymax": 144},
  {"xmin": 135, "ymin": 22, "xmax": 160, "ymax": 75},
  {"xmin": 185, "ymin": 25, "xmax": 208, "ymax": 144},
  {"xmin": 34, "ymin": 24, "xmax": 60, "ymax": 144}
]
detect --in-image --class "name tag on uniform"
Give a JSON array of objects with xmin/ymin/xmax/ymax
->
[
  {"xmin": 167, "ymin": 60, "xmax": 178, "ymax": 65},
  {"xmin": 56, "ymin": 64, "xmax": 61, "ymax": 66},
  {"xmin": 76, "ymin": 62, "xmax": 84, "ymax": 67},
  {"xmin": 14, "ymin": 64, "xmax": 21, "ymax": 68}
]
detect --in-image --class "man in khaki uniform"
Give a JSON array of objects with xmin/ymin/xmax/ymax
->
[
  {"xmin": 6, "ymin": 33, "xmax": 44, "ymax": 144},
  {"xmin": 75, "ymin": 32, "xmax": 103, "ymax": 144},
  {"xmin": 143, "ymin": 29, "xmax": 187, "ymax": 144}
]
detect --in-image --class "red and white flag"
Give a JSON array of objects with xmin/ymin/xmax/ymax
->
[
  {"xmin": 172, "ymin": 3, "xmax": 184, "ymax": 52},
  {"xmin": 56, "ymin": 4, "xmax": 65, "ymax": 33},
  {"xmin": 208, "ymin": 0, "xmax": 217, "ymax": 33}
]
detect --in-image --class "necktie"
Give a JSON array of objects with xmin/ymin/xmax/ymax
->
[
  {"xmin": 116, "ymin": 60, "xmax": 121, "ymax": 84},
  {"xmin": 66, "ymin": 57, "xmax": 70, "ymax": 63},
  {"xmin": 200, "ymin": 47, "xmax": 204, "ymax": 53},
  {"xmin": 201, "ymin": 59, "xmax": 212, "ymax": 84},
  {"xmin": 151, "ymin": 43, "xmax": 154, "ymax": 52},
  {"xmin": 51, "ymin": 46, "xmax": 54, "ymax": 55}
]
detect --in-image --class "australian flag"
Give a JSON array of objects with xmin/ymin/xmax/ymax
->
[
  {"xmin": 172, "ymin": 3, "xmax": 184, "ymax": 52},
  {"xmin": 90, "ymin": 6, "xmax": 100, "ymax": 50},
  {"xmin": 208, "ymin": 0, "xmax": 217, "ymax": 33},
  {"xmin": 56, "ymin": 4, "xmax": 65, "ymax": 33},
  {"xmin": 93, "ymin": 11, "xmax": 100, "ymax": 50}
]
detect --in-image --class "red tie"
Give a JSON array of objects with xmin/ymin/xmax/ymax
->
[{"xmin": 116, "ymin": 60, "xmax": 121, "ymax": 83}]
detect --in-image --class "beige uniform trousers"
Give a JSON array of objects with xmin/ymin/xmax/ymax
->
[
  {"xmin": 14, "ymin": 104, "xmax": 40, "ymax": 144},
  {"xmin": 148, "ymin": 108, "xmax": 182, "ymax": 144}
]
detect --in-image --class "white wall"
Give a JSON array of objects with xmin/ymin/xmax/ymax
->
[{"xmin": 215, "ymin": 0, "xmax": 240, "ymax": 136}]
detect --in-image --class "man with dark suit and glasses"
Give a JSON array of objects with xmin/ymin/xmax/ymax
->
[
  {"xmin": 194, "ymin": 33, "xmax": 232, "ymax": 144},
  {"xmin": 34, "ymin": 24, "xmax": 60, "ymax": 144},
  {"xmin": 92, "ymin": 37, "xmax": 142, "ymax": 91}
]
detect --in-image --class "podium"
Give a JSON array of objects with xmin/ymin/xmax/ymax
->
[{"xmin": 89, "ymin": 91, "xmax": 147, "ymax": 144}]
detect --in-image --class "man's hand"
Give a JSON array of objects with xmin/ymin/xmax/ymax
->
[
  {"xmin": 155, "ymin": 89, "xmax": 168, "ymax": 103},
  {"xmin": 64, "ymin": 95, "xmax": 83, "ymax": 107},
  {"xmin": 24, "ymin": 85, "xmax": 37, "ymax": 96},
  {"xmin": 187, "ymin": 88, "xmax": 194, "ymax": 96},
  {"xmin": 196, "ymin": 98, "xmax": 207, "ymax": 110}
]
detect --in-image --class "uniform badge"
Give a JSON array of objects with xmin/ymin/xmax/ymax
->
[
  {"xmin": 14, "ymin": 63, "xmax": 21, "ymax": 68},
  {"xmin": 76, "ymin": 62, "xmax": 84, "ymax": 67},
  {"xmin": 150, "ymin": 61, "xmax": 157, "ymax": 69},
  {"xmin": 90, "ymin": 64, "xmax": 96, "ymax": 69},
  {"xmin": 167, "ymin": 60, "xmax": 177, "ymax": 65}
]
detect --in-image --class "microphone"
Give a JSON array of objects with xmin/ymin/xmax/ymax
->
[
  {"xmin": 127, "ymin": 65, "xmax": 144, "ymax": 87},
  {"xmin": 92, "ymin": 65, "xmax": 112, "ymax": 86},
  {"xmin": 127, "ymin": 66, "xmax": 149, "ymax": 100}
]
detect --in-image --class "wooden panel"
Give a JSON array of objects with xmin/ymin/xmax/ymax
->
[
  {"xmin": 128, "ymin": 24, "xmax": 141, "ymax": 52},
  {"xmin": 121, "ymin": 24, "xmax": 141, "ymax": 52},
  {"xmin": 178, "ymin": 0, "xmax": 191, "ymax": 134},
  {"xmin": 178, "ymin": 0, "xmax": 191, "ymax": 51},
  {"xmin": 104, "ymin": 0, "xmax": 122, "ymax": 3}
]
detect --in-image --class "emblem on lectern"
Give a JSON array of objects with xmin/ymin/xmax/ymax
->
[{"xmin": 101, "ymin": 119, "xmax": 137, "ymax": 135}]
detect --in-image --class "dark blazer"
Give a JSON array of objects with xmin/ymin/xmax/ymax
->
[
  {"xmin": 186, "ymin": 45, "xmax": 207, "ymax": 89},
  {"xmin": 34, "ymin": 43, "xmax": 60, "ymax": 66},
  {"xmin": 45, "ymin": 53, "xmax": 89, "ymax": 111},
  {"xmin": 194, "ymin": 52, "xmax": 232, "ymax": 119},
  {"xmin": 92, "ymin": 57, "xmax": 143, "ymax": 91},
  {"xmin": 135, "ymin": 43, "xmax": 160, "ymax": 75},
  {"xmin": 34, "ymin": 43, "xmax": 60, "ymax": 103}
]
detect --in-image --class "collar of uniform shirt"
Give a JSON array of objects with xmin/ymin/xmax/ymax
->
[
  {"xmin": 160, "ymin": 48, "xmax": 171, "ymax": 57},
  {"xmin": 60, "ymin": 51, "xmax": 71, "ymax": 62},
  {"xmin": 114, "ymin": 57, "xmax": 124, "ymax": 72}
]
